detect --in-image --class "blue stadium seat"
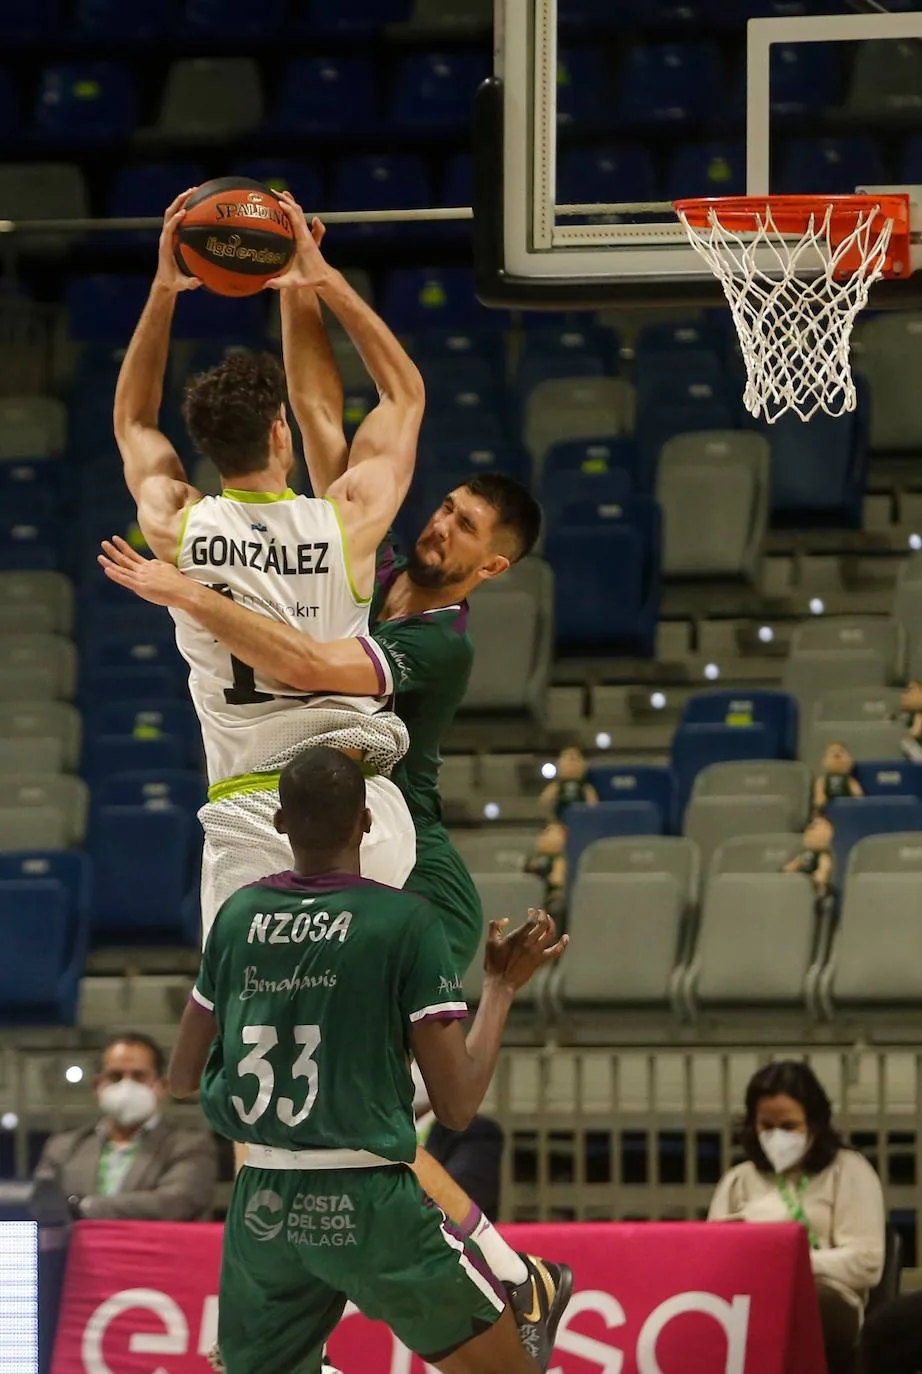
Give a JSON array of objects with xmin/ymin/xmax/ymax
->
[
  {"xmin": 0, "ymin": 879, "xmax": 84, "ymax": 1024},
  {"xmin": 519, "ymin": 323, "xmax": 612, "ymax": 370},
  {"xmin": 89, "ymin": 805, "xmax": 193, "ymax": 941},
  {"xmin": 171, "ymin": 289, "xmax": 265, "ymax": 341},
  {"xmin": 826, "ymin": 796, "xmax": 922, "ymax": 877},
  {"xmin": 668, "ymin": 143, "xmax": 746, "ymax": 199},
  {"xmin": 0, "ymin": 462, "xmax": 61, "ymax": 518},
  {"xmin": 902, "ymin": 135, "xmax": 922, "ymax": 185},
  {"xmin": 641, "ymin": 0, "xmax": 718, "ymax": 26},
  {"xmin": 82, "ymin": 667, "xmax": 182, "ymax": 705},
  {"xmin": 679, "ymin": 689, "xmax": 798, "ymax": 759},
  {"xmin": 0, "ymin": 71, "xmax": 19, "ymax": 139},
  {"xmin": 557, "ymin": 0, "xmax": 630, "ymax": 30},
  {"xmin": 516, "ymin": 354, "xmax": 607, "ymax": 408},
  {"xmin": 0, "ymin": 0, "xmax": 55, "ymax": 41},
  {"xmin": 543, "ymin": 437, "xmax": 644, "ymax": 492},
  {"xmin": 422, "ymin": 356, "xmax": 498, "ymax": 405},
  {"xmin": 390, "ymin": 51, "xmax": 490, "ymax": 134},
  {"xmin": 557, "ymin": 146, "xmax": 658, "ymax": 206},
  {"xmin": 0, "ymin": 517, "xmax": 58, "ymax": 572},
  {"xmin": 412, "ymin": 327, "xmax": 505, "ymax": 371},
  {"xmin": 176, "ymin": 0, "xmax": 285, "ymax": 37},
  {"xmin": 98, "ymin": 770, "xmax": 207, "ymax": 816},
  {"xmin": 634, "ymin": 319, "xmax": 720, "ymax": 359},
  {"xmin": 381, "ymin": 267, "xmax": 481, "ymax": 332},
  {"xmin": 764, "ymin": 390, "xmax": 868, "ymax": 527},
  {"xmin": 565, "ymin": 800, "xmax": 664, "ymax": 878},
  {"xmin": 84, "ymin": 735, "xmax": 186, "ymax": 779},
  {"xmin": 88, "ymin": 699, "xmax": 201, "ymax": 766},
  {"xmin": 180, "ymin": 337, "xmax": 269, "ymax": 389},
  {"xmin": 73, "ymin": 0, "xmax": 168, "ymax": 40},
  {"xmin": 295, "ymin": 0, "xmax": 411, "ymax": 35},
  {"xmin": 545, "ymin": 497, "xmax": 662, "ymax": 655},
  {"xmin": 439, "ymin": 153, "xmax": 473, "ymax": 214},
  {"xmin": 854, "ymin": 761, "xmax": 922, "ymax": 802},
  {"xmin": 230, "ymin": 159, "xmax": 323, "ymax": 208},
  {"xmin": 556, "ymin": 49, "xmax": 610, "ymax": 131},
  {"xmin": 776, "ymin": 136, "xmax": 885, "ymax": 196},
  {"xmin": 421, "ymin": 401, "xmax": 506, "ymax": 448},
  {"xmin": 584, "ymin": 764, "xmax": 676, "ymax": 834},
  {"xmin": 636, "ymin": 349, "xmax": 729, "ymax": 413},
  {"xmin": 543, "ymin": 465, "xmax": 631, "ymax": 510},
  {"xmin": 67, "ymin": 276, "xmax": 151, "ymax": 343},
  {"xmin": 671, "ymin": 721, "xmax": 777, "ymax": 821},
  {"xmin": 420, "ymin": 441, "xmax": 531, "ymax": 488},
  {"xmin": 84, "ymin": 631, "xmax": 183, "ymax": 675},
  {"xmin": 616, "ymin": 43, "xmax": 720, "ymax": 128},
  {"xmin": 769, "ymin": 43, "xmax": 842, "ymax": 119},
  {"xmin": 273, "ymin": 58, "xmax": 377, "ymax": 136},
  {"xmin": 0, "ymin": 851, "xmax": 91, "ymax": 917},
  {"xmin": 106, "ymin": 163, "xmax": 204, "ymax": 247},
  {"xmin": 330, "ymin": 156, "xmax": 431, "ymax": 243},
  {"xmin": 32, "ymin": 63, "xmax": 137, "ymax": 143}
]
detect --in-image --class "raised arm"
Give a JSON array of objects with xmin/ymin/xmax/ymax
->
[
  {"xmin": 113, "ymin": 189, "xmax": 201, "ymax": 561},
  {"xmin": 270, "ymin": 193, "xmax": 424, "ymax": 560},
  {"xmin": 411, "ymin": 913, "xmax": 567, "ymax": 1132},
  {"xmin": 279, "ymin": 226, "xmax": 349, "ymax": 498}
]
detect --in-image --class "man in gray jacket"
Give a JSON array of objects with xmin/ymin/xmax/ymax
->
[{"xmin": 33, "ymin": 1031, "xmax": 217, "ymax": 1221}]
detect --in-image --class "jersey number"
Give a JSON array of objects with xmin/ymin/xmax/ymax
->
[
  {"xmin": 231, "ymin": 1024, "xmax": 322, "ymax": 1127},
  {"xmin": 212, "ymin": 585, "xmax": 276, "ymax": 706}
]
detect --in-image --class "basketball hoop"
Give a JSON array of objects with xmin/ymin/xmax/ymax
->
[{"xmin": 674, "ymin": 193, "xmax": 912, "ymax": 423}]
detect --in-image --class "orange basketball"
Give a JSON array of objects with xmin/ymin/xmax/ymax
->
[{"xmin": 175, "ymin": 177, "xmax": 295, "ymax": 297}]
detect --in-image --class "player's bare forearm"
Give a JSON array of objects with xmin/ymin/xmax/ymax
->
[
  {"xmin": 316, "ymin": 268, "xmax": 424, "ymax": 412},
  {"xmin": 281, "ymin": 288, "xmax": 348, "ymax": 496},
  {"xmin": 410, "ymin": 981, "xmax": 514, "ymax": 1133},
  {"xmin": 113, "ymin": 282, "xmax": 188, "ymax": 502},
  {"xmin": 169, "ymin": 999, "xmax": 216, "ymax": 1098}
]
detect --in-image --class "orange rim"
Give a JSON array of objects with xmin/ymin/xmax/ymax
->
[{"xmin": 674, "ymin": 192, "xmax": 912, "ymax": 279}]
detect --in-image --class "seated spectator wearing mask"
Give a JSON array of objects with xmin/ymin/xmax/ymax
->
[
  {"xmin": 33, "ymin": 1031, "xmax": 217, "ymax": 1221},
  {"xmin": 708, "ymin": 1060, "xmax": 884, "ymax": 1374}
]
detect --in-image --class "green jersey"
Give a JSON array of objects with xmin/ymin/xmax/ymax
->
[
  {"xmin": 368, "ymin": 541, "xmax": 473, "ymax": 831},
  {"xmin": 193, "ymin": 871, "xmax": 466, "ymax": 1163}
]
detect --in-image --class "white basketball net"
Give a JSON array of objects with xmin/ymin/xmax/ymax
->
[{"xmin": 677, "ymin": 201, "xmax": 895, "ymax": 423}]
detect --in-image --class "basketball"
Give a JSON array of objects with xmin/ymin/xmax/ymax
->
[{"xmin": 174, "ymin": 177, "xmax": 295, "ymax": 297}]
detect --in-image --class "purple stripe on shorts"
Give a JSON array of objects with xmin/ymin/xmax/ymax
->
[
  {"xmin": 442, "ymin": 1216, "xmax": 508, "ymax": 1306},
  {"xmin": 357, "ymin": 636, "xmax": 386, "ymax": 695}
]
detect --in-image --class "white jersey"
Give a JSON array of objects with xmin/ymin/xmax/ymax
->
[{"xmin": 171, "ymin": 488, "xmax": 401, "ymax": 787}]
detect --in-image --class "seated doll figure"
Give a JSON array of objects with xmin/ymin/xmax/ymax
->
[
  {"xmin": 540, "ymin": 746, "xmax": 599, "ymax": 821},
  {"xmin": 812, "ymin": 741, "xmax": 863, "ymax": 815},
  {"xmin": 783, "ymin": 815, "xmax": 835, "ymax": 898},
  {"xmin": 897, "ymin": 681, "xmax": 922, "ymax": 763},
  {"xmin": 524, "ymin": 821, "xmax": 567, "ymax": 920}
]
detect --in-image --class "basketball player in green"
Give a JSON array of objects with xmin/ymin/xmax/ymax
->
[{"xmin": 170, "ymin": 746, "xmax": 568, "ymax": 1374}]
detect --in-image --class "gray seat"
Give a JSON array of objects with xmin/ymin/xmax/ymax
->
[
  {"xmin": 0, "ymin": 572, "xmax": 74, "ymax": 636},
  {"xmin": 463, "ymin": 873, "xmax": 546, "ymax": 1002},
  {"xmin": 0, "ymin": 774, "xmax": 88, "ymax": 846},
  {"xmin": 812, "ymin": 686, "xmax": 902, "ymax": 723},
  {"xmin": 656, "ymin": 432, "xmax": 769, "ymax": 582},
  {"xmin": 844, "ymin": 39, "xmax": 922, "ymax": 119},
  {"xmin": 0, "ymin": 398, "xmax": 67, "ymax": 460},
  {"xmin": 0, "ymin": 807, "xmax": 69, "ymax": 852},
  {"xmin": 438, "ymin": 754, "xmax": 477, "ymax": 821},
  {"xmin": 0, "ymin": 738, "xmax": 64, "ymax": 774},
  {"xmin": 0, "ymin": 635, "xmax": 76, "ymax": 702},
  {"xmin": 790, "ymin": 617, "xmax": 904, "ymax": 680},
  {"xmin": 684, "ymin": 795, "xmax": 804, "ymax": 871},
  {"xmin": 0, "ymin": 164, "xmax": 89, "ymax": 255},
  {"xmin": 153, "ymin": 59, "xmax": 263, "ymax": 140},
  {"xmin": 692, "ymin": 760, "xmax": 811, "ymax": 818},
  {"xmin": 523, "ymin": 378, "xmax": 636, "ymax": 478},
  {"xmin": 823, "ymin": 839, "xmax": 922, "ymax": 1006},
  {"xmin": 783, "ymin": 650, "xmax": 887, "ymax": 731},
  {"xmin": 709, "ymin": 832, "xmax": 804, "ymax": 877},
  {"xmin": 853, "ymin": 313, "xmax": 922, "ymax": 452},
  {"xmin": 893, "ymin": 561, "xmax": 922, "ymax": 679},
  {"xmin": 0, "ymin": 701, "xmax": 81, "ymax": 770},
  {"xmin": 556, "ymin": 870, "xmax": 686, "ymax": 1007},
  {"xmin": 577, "ymin": 835, "xmax": 700, "ymax": 909},
  {"xmin": 463, "ymin": 579, "xmax": 552, "ymax": 722},
  {"xmin": 402, "ymin": 0, "xmax": 493, "ymax": 33},
  {"xmin": 453, "ymin": 829, "xmax": 541, "ymax": 875},
  {"xmin": 685, "ymin": 873, "xmax": 818, "ymax": 1010},
  {"xmin": 803, "ymin": 720, "xmax": 906, "ymax": 771}
]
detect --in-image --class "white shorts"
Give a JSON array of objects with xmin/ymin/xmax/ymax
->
[{"xmin": 198, "ymin": 774, "xmax": 417, "ymax": 944}]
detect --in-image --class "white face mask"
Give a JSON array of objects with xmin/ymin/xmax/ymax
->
[
  {"xmin": 98, "ymin": 1078, "xmax": 159, "ymax": 1129},
  {"xmin": 759, "ymin": 1128, "xmax": 808, "ymax": 1174}
]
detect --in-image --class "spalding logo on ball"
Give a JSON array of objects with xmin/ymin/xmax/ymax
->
[{"xmin": 175, "ymin": 177, "xmax": 296, "ymax": 297}]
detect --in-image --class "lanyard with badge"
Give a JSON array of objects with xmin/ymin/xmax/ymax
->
[{"xmin": 776, "ymin": 1174, "xmax": 821, "ymax": 1251}]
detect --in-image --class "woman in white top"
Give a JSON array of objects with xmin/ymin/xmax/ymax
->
[{"xmin": 708, "ymin": 1060, "xmax": 885, "ymax": 1374}]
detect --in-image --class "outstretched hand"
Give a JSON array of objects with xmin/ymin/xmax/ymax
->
[
  {"xmin": 154, "ymin": 188, "xmax": 202, "ymax": 294},
  {"xmin": 98, "ymin": 536, "xmax": 193, "ymax": 609},
  {"xmin": 483, "ymin": 909, "xmax": 568, "ymax": 994},
  {"xmin": 266, "ymin": 191, "xmax": 329, "ymax": 291}
]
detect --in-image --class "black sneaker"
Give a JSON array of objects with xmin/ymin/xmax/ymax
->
[{"xmin": 504, "ymin": 1254, "xmax": 574, "ymax": 1369}]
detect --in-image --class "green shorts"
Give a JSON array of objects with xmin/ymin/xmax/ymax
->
[
  {"xmin": 220, "ymin": 1164, "xmax": 505, "ymax": 1374},
  {"xmin": 407, "ymin": 825, "xmax": 483, "ymax": 974}
]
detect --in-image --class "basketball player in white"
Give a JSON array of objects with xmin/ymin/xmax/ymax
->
[{"xmin": 113, "ymin": 188, "xmax": 421, "ymax": 940}]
